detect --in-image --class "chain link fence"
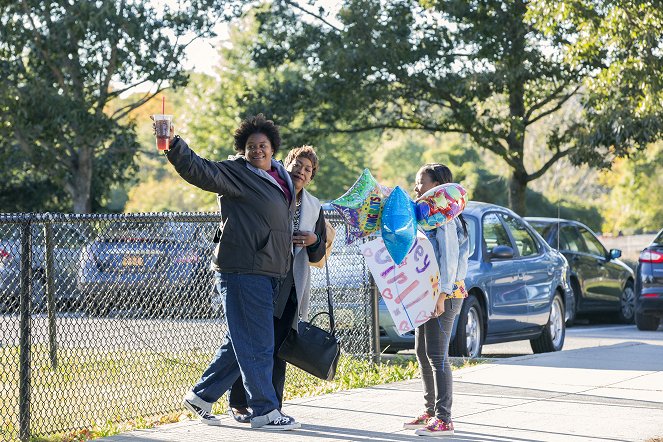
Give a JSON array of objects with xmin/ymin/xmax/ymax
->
[{"xmin": 0, "ymin": 211, "xmax": 376, "ymax": 441}]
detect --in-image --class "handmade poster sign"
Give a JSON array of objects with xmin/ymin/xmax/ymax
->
[{"xmin": 359, "ymin": 232, "xmax": 440, "ymax": 335}]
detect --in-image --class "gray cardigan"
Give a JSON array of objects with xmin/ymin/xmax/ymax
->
[
  {"xmin": 274, "ymin": 189, "xmax": 327, "ymax": 329},
  {"xmin": 167, "ymin": 137, "xmax": 294, "ymax": 278}
]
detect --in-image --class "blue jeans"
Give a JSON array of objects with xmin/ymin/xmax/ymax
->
[
  {"xmin": 415, "ymin": 298, "xmax": 463, "ymax": 422},
  {"xmin": 229, "ymin": 292, "xmax": 297, "ymax": 410},
  {"xmin": 191, "ymin": 272, "xmax": 280, "ymax": 417}
]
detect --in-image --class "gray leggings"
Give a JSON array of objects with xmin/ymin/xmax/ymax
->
[{"xmin": 414, "ymin": 297, "xmax": 463, "ymax": 422}]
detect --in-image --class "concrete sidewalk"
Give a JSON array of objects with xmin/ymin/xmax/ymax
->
[{"xmin": 102, "ymin": 341, "xmax": 663, "ymax": 441}]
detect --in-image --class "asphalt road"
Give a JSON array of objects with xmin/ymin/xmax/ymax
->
[{"xmin": 480, "ymin": 321, "xmax": 663, "ymax": 358}]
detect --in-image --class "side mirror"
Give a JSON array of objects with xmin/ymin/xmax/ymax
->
[
  {"xmin": 489, "ymin": 245, "xmax": 514, "ymax": 260},
  {"xmin": 609, "ymin": 249, "xmax": 622, "ymax": 260}
]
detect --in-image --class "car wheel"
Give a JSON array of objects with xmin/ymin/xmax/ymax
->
[
  {"xmin": 617, "ymin": 282, "xmax": 636, "ymax": 324},
  {"xmin": 531, "ymin": 292, "xmax": 565, "ymax": 354},
  {"xmin": 635, "ymin": 311, "xmax": 660, "ymax": 331},
  {"xmin": 449, "ymin": 294, "xmax": 483, "ymax": 358}
]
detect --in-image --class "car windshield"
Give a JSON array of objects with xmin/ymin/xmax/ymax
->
[
  {"xmin": 529, "ymin": 222, "xmax": 555, "ymax": 239},
  {"xmin": 99, "ymin": 222, "xmax": 196, "ymax": 242},
  {"xmin": 653, "ymin": 229, "xmax": 663, "ymax": 245}
]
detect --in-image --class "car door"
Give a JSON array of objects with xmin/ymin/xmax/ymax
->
[
  {"xmin": 481, "ymin": 212, "xmax": 529, "ymax": 334},
  {"xmin": 501, "ymin": 214, "xmax": 552, "ymax": 329},
  {"xmin": 578, "ymin": 227, "xmax": 619, "ymax": 306},
  {"xmin": 559, "ymin": 225, "xmax": 603, "ymax": 307}
]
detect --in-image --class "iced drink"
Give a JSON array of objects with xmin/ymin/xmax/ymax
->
[{"xmin": 152, "ymin": 114, "xmax": 173, "ymax": 150}]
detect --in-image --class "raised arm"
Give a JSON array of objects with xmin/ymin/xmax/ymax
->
[{"xmin": 166, "ymin": 137, "xmax": 242, "ymax": 196}]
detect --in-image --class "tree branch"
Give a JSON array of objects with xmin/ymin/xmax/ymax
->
[
  {"xmin": 525, "ymin": 83, "xmax": 581, "ymax": 124},
  {"xmin": 526, "ymin": 147, "xmax": 574, "ymax": 182},
  {"xmin": 21, "ymin": 0, "xmax": 66, "ymax": 91},
  {"xmin": 281, "ymin": 0, "xmax": 343, "ymax": 33},
  {"xmin": 111, "ymin": 82, "xmax": 165, "ymax": 121}
]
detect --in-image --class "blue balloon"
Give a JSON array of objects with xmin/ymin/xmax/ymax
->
[{"xmin": 381, "ymin": 186, "xmax": 417, "ymax": 265}]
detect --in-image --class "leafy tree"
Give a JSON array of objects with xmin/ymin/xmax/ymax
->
[
  {"xmin": 599, "ymin": 143, "xmax": 663, "ymax": 235},
  {"xmin": 178, "ymin": 13, "xmax": 376, "ymax": 201},
  {"xmin": 236, "ymin": 0, "xmax": 663, "ymax": 215},
  {"xmin": 0, "ymin": 0, "xmax": 236, "ymax": 213}
]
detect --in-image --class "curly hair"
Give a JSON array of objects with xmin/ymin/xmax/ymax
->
[
  {"xmin": 284, "ymin": 145, "xmax": 319, "ymax": 179},
  {"xmin": 233, "ymin": 113, "xmax": 281, "ymax": 154}
]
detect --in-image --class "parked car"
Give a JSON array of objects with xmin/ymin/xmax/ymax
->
[
  {"xmin": 634, "ymin": 228, "xmax": 663, "ymax": 331},
  {"xmin": 0, "ymin": 223, "xmax": 87, "ymax": 313},
  {"xmin": 77, "ymin": 222, "xmax": 214, "ymax": 318},
  {"xmin": 526, "ymin": 218, "xmax": 635, "ymax": 325},
  {"xmin": 379, "ymin": 202, "xmax": 571, "ymax": 357}
]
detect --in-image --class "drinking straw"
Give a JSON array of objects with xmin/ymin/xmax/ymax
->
[{"xmin": 162, "ymin": 96, "xmax": 165, "ymax": 114}]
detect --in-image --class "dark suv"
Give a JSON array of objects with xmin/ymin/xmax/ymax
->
[
  {"xmin": 527, "ymin": 218, "xmax": 635, "ymax": 325},
  {"xmin": 635, "ymin": 228, "xmax": 663, "ymax": 331}
]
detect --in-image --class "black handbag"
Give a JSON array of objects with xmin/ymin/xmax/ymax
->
[{"xmin": 277, "ymin": 261, "xmax": 341, "ymax": 381}]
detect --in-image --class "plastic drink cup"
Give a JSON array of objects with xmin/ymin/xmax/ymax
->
[{"xmin": 152, "ymin": 114, "xmax": 173, "ymax": 150}]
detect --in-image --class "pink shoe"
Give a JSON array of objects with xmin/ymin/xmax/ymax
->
[
  {"xmin": 403, "ymin": 412, "xmax": 432, "ymax": 429},
  {"xmin": 415, "ymin": 418, "xmax": 454, "ymax": 436}
]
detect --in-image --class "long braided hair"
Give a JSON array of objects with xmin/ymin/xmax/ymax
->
[{"xmin": 418, "ymin": 163, "xmax": 468, "ymax": 237}]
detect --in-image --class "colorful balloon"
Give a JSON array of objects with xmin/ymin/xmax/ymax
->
[
  {"xmin": 331, "ymin": 169, "xmax": 392, "ymax": 243},
  {"xmin": 381, "ymin": 186, "xmax": 417, "ymax": 265},
  {"xmin": 415, "ymin": 183, "xmax": 467, "ymax": 230}
]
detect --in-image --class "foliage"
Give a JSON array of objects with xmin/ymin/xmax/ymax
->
[
  {"xmin": 599, "ymin": 143, "xmax": 663, "ymax": 234},
  {"xmin": 0, "ymin": 0, "xmax": 236, "ymax": 213},
  {"xmin": 231, "ymin": 0, "xmax": 663, "ymax": 215},
  {"xmin": 169, "ymin": 13, "xmax": 377, "ymax": 202},
  {"xmin": 124, "ymin": 174, "xmax": 218, "ymax": 213}
]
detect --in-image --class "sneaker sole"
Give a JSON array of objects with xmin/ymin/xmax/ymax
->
[
  {"xmin": 414, "ymin": 429, "xmax": 454, "ymax": 436},
  {"xmin": 182, "ymin": 401, "xmax": 222, "ymax": 426},
  {"xmin": 403, "ymin": 424, "xmax": 428, "ymax": 429},
  {"xmin": 257, "ymin": 422, "xmax": 302, "ymax": 431}
]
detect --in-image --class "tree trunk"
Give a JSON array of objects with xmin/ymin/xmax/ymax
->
[
  {"xmin": 508, "ymin": 170, "xmax": 528, "ymax": 216},
  {"xmin": 70, "ymin": 146, "xmax": 93, "ymax": 213}
]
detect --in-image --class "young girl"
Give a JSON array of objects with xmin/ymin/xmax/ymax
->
[{"xmin": 404, "ymin": 163, "xmax": 470, "ymax": 437}]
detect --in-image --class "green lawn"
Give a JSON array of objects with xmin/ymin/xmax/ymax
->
[{"xmin": 0, "ymin": 346, "xmax": 479, "ymax": 442}]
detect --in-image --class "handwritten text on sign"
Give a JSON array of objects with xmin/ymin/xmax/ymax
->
[{"xmin": 359, "ymin": 233, "xmax": 441, "ymax": 335}]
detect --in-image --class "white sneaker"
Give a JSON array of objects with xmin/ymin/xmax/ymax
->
[
  {"xmin": 183, "ymin": 396, "xmax": 222, "ymax": 426},
  {"xmin": 251, "ymin": 410, "xmax": 301, "ymax": 431}
]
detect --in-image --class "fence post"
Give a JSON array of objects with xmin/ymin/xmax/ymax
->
[
  {"xmin": 368, "ymin": 275, "xmax": 381, "ymax": 364},
  {"xmin": 44, "ymin": 222, "xmax": 58, "ymax": 369},
  {"xmin": 18, "ymin": 220, "xmax": 32, "ymax": 442}
]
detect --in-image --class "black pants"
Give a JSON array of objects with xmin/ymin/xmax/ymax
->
[{"xmin": 228, "ymin": 293, "xmax": 297, "ymax": 410}]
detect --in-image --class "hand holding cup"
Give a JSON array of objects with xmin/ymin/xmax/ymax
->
[{"xmin": 151, "ymin": 114, "xmax": 174, "ymax": 150}]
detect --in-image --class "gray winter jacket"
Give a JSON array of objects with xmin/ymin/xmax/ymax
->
[{"xmin": 167, "ymin": 137, "xmax": 294, "ymax": 277}]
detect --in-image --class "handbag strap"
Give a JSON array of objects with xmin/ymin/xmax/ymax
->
[{"xmin": 324, "ymin": 258, "xmax": 335, "ymax": 333}]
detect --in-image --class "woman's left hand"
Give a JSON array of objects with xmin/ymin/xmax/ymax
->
[
  {"xmin": 293, "ymin": 230, "xmax": 316, "ymax": 247},
  {"xmin": 432, "ymin": 294, "xmax": 448, "ymax": 317}
]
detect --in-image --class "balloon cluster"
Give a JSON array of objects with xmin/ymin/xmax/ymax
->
[{"xmin": 332, "ymin": 170, "xmax": 468, "ymax": 264}]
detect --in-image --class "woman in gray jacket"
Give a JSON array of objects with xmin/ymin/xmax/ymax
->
[
  {"xmin": 228, "ymin": 145, "xmax": 327, "ymax": 423},
  {"xmin": 164, "ymin": 114, "xmax": 301, "ymax": 430}
]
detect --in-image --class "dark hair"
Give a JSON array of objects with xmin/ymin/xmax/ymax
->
[
  {"xmin": 419, "ymin": 163, "xmax": 468, "ymax": 237},
  {"xmin": 233, "ymin": 113, "xmax": 281, "ymax": 155},
  {"xmin": 284, "ymin": 145, "xmax": 319, "ymax": 179}
]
